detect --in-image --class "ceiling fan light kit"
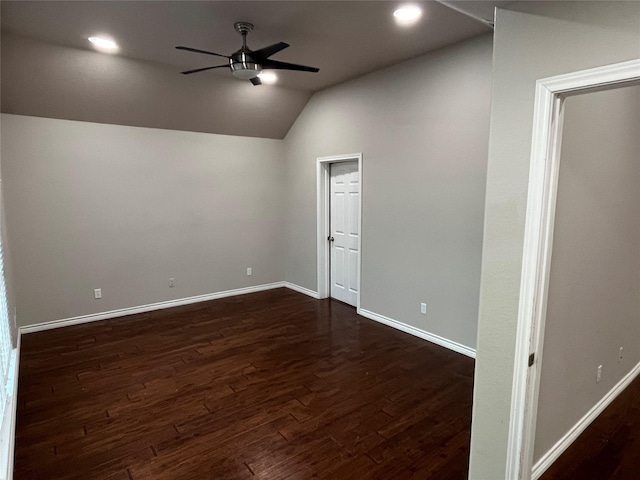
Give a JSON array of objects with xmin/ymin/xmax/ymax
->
[
  {"xmin": 176, "ymin": 21, "xmax": 319, "ymax": 86},
  {"xmin": 230, "ymin": 53, "xmax": 262, "ymax": 79}
]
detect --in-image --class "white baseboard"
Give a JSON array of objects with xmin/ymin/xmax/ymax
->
[
  {"xmin": 20, "ymin": 282, "xmax": 287, "ymax": 334},
  {"xmin": 532, "ymin": 359, "xmax": 640, "ymax": 479},
  {"xmin": 357, "ymin": 308, "xmax": 476, "ymax": 359},
  {"xmin": 0, "ymin": 335, "xmax": 20, "ymax": 480},
  {"xmin": 283, "ymin": 282, "xmax": 319, "ymax": 299}
]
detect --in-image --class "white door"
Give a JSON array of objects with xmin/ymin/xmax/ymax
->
[{"xmin": 330, "ymin": 161, "xmax": 359, "ymax": 306}]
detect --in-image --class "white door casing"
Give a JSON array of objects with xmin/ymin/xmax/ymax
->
[
  {"xmin": 506, "ymin": 59, "xmax": 640, "ymax": 480},
  {"xmin": 330, "ymin": 162, "xmax": 359, "ymax": 306},
  {"xmin": 316, "ymin": 153, "xmax": 362, "ymax": 309}
]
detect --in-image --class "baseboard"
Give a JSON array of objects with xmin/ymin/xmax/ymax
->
[
  {"xmin": 20, "ymin": 282, "xmax": 286, "ymax": 334},
  {"xmin": 357, "ymin": 308, "xmax": 476, "ymax": 359},
  {"xmin": 283, "ymin": 282, "xmax": 320, "ymax": 299},
  {"xmin": 0, "ymin": 335, "xmax": 20, "ymax": 480},
  {"xmin": 532, "ymin": 359, "xmax": 640, "ymax": 480}
]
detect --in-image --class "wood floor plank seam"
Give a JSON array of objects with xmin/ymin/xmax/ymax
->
[
  {"xmin": 15, "ymin": 288, "xmax": 475, "ymax": 480},
  {"xmin": 18, "ymin": 283, "xmax": 638, "ymax": 479}
]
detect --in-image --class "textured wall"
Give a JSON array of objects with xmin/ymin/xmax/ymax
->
[
  {"xmin": 1, "ymin": 114, "xmax": 285, "ymax": 326},
  {"xmin": 469, "ymin": 2, "xmax": 640, "ymax": 478},
  {"xmin": 284, "ymin": 35, "xmax": 493, "ymax": 350}
]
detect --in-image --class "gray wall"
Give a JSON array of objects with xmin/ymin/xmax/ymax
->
[
  {"xmin": 1, "ymin": 114, "xmax": 285, "ymax": 327},
  {"xmin": 1, "ymin": 30, "xmax": 494, "ymax": 352},
  {"xmin": 283, "ymin": 34, "xmax": 492, "ymax": 350},
  {"xmin": 533, "ymin": 84, "xmax": 640, "ymax": 462},
  {"xmin": 1, "ymin": 33, "xmax": 311, "ymax": 140},
  {"xmin": 469, "ymin": 2, "xmax": 640, "ymax": 478}
]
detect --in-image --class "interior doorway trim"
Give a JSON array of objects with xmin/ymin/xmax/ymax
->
[
  {"xmin": 316, "ymin": 153, "xmax": 363, "ymax": 310},
  {"xmin": 506, "ymin": 58, "xmax": 640, "ymax": 480}
]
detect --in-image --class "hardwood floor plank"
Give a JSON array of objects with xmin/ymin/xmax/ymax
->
[
  {"xmin": 15, "ymin": 288, "xmax": 474, "ymax": 479},
  {"xmin": 540, "ymin": 372, "xmax": 640, "ymax": 480}
]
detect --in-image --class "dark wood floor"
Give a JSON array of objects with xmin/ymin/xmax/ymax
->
[
  {"xmin": 15, "ymin": 288, "xmax": 475, "ymax": 480},
  {"xmin": 540, "ymin": 372, "xmax": 640, "ymax": 480}
]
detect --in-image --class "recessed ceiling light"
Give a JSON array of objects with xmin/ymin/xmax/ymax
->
[
  {"xmin": 393, "ymin": 5, "xmax": 423, "ymax": 25},
  {"xmin": 88, "ymin": 36, "xmax": 119, "ymax": 53},
  {"xmin": 258, "ymin": 71, "xmax": 277, "ymax": 84}
]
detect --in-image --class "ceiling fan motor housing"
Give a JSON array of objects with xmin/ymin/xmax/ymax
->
[{"xmin": 230, "ymin": 51, "xmax": 262, "ymax": 79}]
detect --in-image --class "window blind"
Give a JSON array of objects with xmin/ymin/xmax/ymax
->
[
  {"xmin": 0, "ymin": 205, "xmax": 17, "ymax": 479},
  {"xmin": 0, "ymin": 232, "xmax": 13, "ymax": 424}
]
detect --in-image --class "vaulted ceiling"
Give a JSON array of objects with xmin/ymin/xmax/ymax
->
[{"xmin": 1, "ymin": 1, "xmax": 506, "ymax": 138}]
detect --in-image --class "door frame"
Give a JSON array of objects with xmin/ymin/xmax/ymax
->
[
  {"xmin": 506, "ymin": 59, "xmax": 640, "ymax": 480},
  {"xmin": 316, "ymin": 153, "xmax": 363, "ymax": 309}
]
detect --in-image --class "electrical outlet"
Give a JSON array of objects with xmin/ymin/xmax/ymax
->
[
  {"xmin": 420, "ymin": 303, "xmax": 427, "ymax": 315},
  {"xmin": 94, "ymin": 288, "xmax": 102, "ymax": 299},
  {"xmin": 619, "ymin": 347, "xmax": 624, "ymax": 363},
  {"xmin": 596, "ymin": 365, "xmax": 602, "ymax": 383},
  {"xmin": 169, "ymin": 277, "xmax": 175, "ymax": 288},
  {"xmin": 247, "ymin": 267, "xmax": 252, "ymax": 276}
]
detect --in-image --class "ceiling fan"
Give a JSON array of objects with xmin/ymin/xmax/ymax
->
[{"xmin": 176, "ymin": 22, "xmax": 319, "ymax": 85}]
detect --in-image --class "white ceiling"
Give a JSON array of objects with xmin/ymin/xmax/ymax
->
[{"xmin": 1, "ymin": 0, "xmax": 501, "ymax": 92}]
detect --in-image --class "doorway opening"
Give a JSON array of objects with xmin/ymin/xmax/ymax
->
[
  {"xmin": 506, "ymin": 59, "xmax": 640, "ymax": 480},
  {"xmin": 316, "ymin": 153, "xmax": 362, "ymax": 309}
]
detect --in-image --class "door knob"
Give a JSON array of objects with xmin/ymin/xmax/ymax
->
[{"xmin": 328, "ymin": 236, "xmax": 335, "ymax": 242}]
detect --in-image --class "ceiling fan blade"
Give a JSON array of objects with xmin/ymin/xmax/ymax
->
[
  {"xmin": 251, "ymin": 42, "xmax": 290, "ymax": 60},
  {"xmin": 250, "ymin": 77, "xmax": 262, "ymax": 86},
  {"xmin": 181, "ymin": 65, "xmax": 229, "ymax": 75},
  {"xmin": 261, "ymin": 59, "xmax": 319, "ymax": 73},
  {"xmin": 176, "ymin": 46, "xmax": 231, "ymax": 59}
]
